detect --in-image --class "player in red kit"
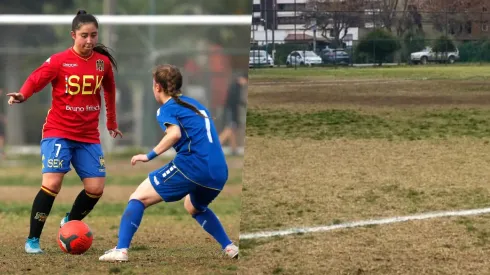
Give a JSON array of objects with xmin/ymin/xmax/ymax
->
[{"xmin": 7, "ymin": 10, "xmax": 123, "ymax": 254}]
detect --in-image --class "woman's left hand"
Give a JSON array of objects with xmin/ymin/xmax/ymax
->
[{"xmin": 109, "ymin": 129, "xmax": 123, "ymax": 138}]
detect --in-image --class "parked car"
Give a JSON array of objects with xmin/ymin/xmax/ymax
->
[
  {"xmin": 320, "ymin": 48, "xmax": 351, "ymax": 65},
  {"xmin": 249, "ymin": 50, "xmax": 274, "ymax": 68},
  {"xmin": 410, "ymin": 46, "xmax": 459, "ymax": 64},
  {"xmin": 286, "ymin": 50, "xmax": 323, "ymax": 67}
]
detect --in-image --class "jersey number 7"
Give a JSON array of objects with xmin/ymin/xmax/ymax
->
[{"xmin": 199, "ymin": 110, "xmax": 213, "ymax": 143}]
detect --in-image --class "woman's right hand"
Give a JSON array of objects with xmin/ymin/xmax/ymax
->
[{"xmin": 6, "ymin": 93, "xmax": 25, "ymax": 105}]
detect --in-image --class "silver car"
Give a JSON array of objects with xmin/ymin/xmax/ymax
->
[
  {"xmin": 286, "ymin": 50, "xmax": 323, "ymax": 67},
  {"xmin": 411, "ymin": 47, "xmax": 459, "ymax": 65}
]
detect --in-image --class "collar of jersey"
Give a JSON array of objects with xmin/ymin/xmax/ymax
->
[
  {"xmin": 163, "ymin": 94, "xmax": 183, "ymax": 105},
  {"xmin": 70, "ymin": 47, "xmax": 94, "ymax": 61}
]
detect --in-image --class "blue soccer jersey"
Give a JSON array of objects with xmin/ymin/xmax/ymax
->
[{"xmin": 155, "ymin": 96, "xmax": 228, "ymax": 190}]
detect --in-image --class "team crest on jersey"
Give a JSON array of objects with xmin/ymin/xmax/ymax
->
[
  {"xmin": 96, "ymin": 59, "xmax": 104, "ymax": 72},
  {"xmin": 99, "ymin": 156, "xmax": 105, "ymax": 168}
]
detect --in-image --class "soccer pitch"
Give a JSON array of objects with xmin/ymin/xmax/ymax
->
[
  {"xmin": 239, "ymin": 65, "xmax": 490, "ymax": 274},
  {"xmin": 0, "ymin": 155, "xmax": 242, "ymax": 274}
]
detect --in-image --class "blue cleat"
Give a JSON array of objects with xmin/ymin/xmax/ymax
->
[
  {"xmin": 60, "ymin": 212, "xmax": 70, "ymax": 227},
  {"xmin": 25, "ymin": 237, "xmax": 43, "ymax": 254}
]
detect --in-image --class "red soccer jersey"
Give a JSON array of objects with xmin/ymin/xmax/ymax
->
[{"xmin": 19, "ymin": 47, "xmax": 118, "ymax": 144}]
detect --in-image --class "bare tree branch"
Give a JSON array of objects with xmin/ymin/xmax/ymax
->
[
  {"xmin": 419, "ymin": 0, "xmax": 490, "ymax": 37},
  {"xmin": 303, "ymin": 0, "xmax": 365, "ymax": 47}
]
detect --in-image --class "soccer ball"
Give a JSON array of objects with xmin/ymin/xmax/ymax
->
[{"xmin": 57, "ymin": 220, "xmax": 93, "ymax": 255}]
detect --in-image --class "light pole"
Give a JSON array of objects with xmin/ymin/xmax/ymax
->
[
  {"xmin": 272, "ymin": 0, "xmax": 276, "ymax": 61},
  {"xmin": 312, "ymin": 19, "xmax": 317, "ymax": 52},
  {"xmin": 261, "ymin": 18, "xmax": 268, "ymax": 51}
]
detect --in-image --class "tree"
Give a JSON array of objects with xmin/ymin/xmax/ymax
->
[
  {"xmin": 402, "ymin": 28, "xmax": 426, "ymax": 61},
  {"xmin": 432, "ymin": 35, "xmax": 457, "ymax": 52},
  {"xmin": 303, "ymin": 0, "xmax": 365, "ymax": 48},
  {"xmin": 378, "ymin": 0, "xmax": 400, "ymax": 32},
  {"xmin": 419, "ymin": 0, "xmax": 490, "ymax": 38},
  {"xmin": 395, "ymin": 0, "xmax": 424, "ymax": 36},
  {"xmin": 357, "ymin": 28, "xmax": 400, "ymax": 65}
]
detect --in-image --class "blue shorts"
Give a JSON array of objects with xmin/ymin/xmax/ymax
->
[
  {"xmin": 148, "ymin": 162, "xmax": 221, "ymax": 211},
  {"xmin": 41, "ymin": 137, "xmax": 106, "ymax": 180}
]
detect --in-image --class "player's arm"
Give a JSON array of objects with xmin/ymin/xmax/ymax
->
[
  {"xmin": 148, "ymin": 124, "xmax": 181, "ymax": 158},
  {"xmin": 102, "ymin": 62, "xmax": 122, "ymax": 138},
  {"xmin": 131, "ymin": 124, "xmax": 181, "ymax": 165},
  {"xmin": 7, "ymin": 56, "xmax": 59, "ymax": 104}
]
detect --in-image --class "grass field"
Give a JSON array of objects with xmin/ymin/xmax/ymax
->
[
  {"xmin": 0, "ymin": 155, "xmax": 242, "ymax": 275},
  {"xmin": 239, "ymin": 65, "xmax": 490, "ymax": 274}
]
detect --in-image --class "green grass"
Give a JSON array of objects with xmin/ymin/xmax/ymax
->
[
  {"xmin": 0, "ymin": 194, "xmax": 240, "ymax": 217},
  {"xmin": 356, "ymin": 185, "xmax": 490, "ymax": 214},
  {"xmin": 0, "ymin": 175, "xmax": 146, "ymax": 186},
  {"xmin": 455, "ymin": 217, "xmax": 490, "ymax": 247},
  {"xmin": 246, "ymin": 108, "xmax": 490, "ymax": 140},
  {"xmin": 249, "ymin": 65, "xmax": 490, "ymax": 80},
  {"xmin": 0, "ymin": 172, "xmax": 242, "ymax": 187}
]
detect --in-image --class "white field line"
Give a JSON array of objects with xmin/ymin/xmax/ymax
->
[
  {"xmin": 251, "ymin": 79, "xmax": 415, "ymax": 87},
  {"xmin": 239, "ymin": 207, "xmax": 490, "ymax": 240}
]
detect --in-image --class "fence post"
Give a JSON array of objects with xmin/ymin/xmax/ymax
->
[{"xmin": 373, "ymin": 38, "xmax": 376, "ymax": 66}]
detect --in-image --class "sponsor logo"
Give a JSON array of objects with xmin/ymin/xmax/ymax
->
[
  {"xmin": 34, "ymin": 212, "xmax": 48, "ymax": 222},
  {"xmin": 65, "ymin": 75, "xmax": 104, "ymax": 95},
  {"xmin": 65, "ymin": 105, "xmax": 101, "ymax": 112},
  {"xmin": 63, "ymin": 63, "xmax": 78, "ymax": 68}
]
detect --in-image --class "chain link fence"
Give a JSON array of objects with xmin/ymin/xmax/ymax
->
[{"xmin": 249, "ymin": 9, "xmax": 490, "ymax": 67}]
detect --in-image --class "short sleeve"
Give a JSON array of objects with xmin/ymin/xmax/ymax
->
[{"xmin": 156, "ymin": 105, "xmax": 179, "ymax": 131}]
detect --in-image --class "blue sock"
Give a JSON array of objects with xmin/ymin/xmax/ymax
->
[
  {"xmin": 116, "ymin": 199, "xmax": 145, "ymax": 249},
  {"xmin": 192, "ymin": 207, "xmax": 232, "ymax": 249}
]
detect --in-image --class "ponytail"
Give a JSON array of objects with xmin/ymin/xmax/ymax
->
[
  {"xmin": 93, "ymin": 43, "xmax": 118, "ymax": 71},
  {"xmin": 172, "ymin": 95, "xmax": 206, "ymax": 118}
]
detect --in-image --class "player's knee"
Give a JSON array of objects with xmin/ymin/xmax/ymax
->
[
  {"xmin": 184, "ymin": 196, "xmax": 200, "ymax": 215},
  {"xmin": 83, "ymin": 183, "xmax": 104, "ymax": 195},
  {"xmin": 41, "ymin": 173, "xmax": 64, "ymax": 193},
  {"xmin": 129, "ymin": 191, "xmax": 139, "ymax": 202},
  {"xmin": 85, "ymin": 186, "xmax": 104, "ymax": 196},
  {"xmin": 128, "ymin": 192, "xmax": 149, "ymax": 208}
]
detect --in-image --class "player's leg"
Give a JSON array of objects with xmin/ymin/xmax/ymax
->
[
  {"xmin": 0, "ymin": 134, "xmax": 5, "ymax": 159},
  {"xmin": 185, "ymin": 185, "xmax": 238, "ymax": 258},
  {"xmin": 219, "ymin": 108, "xmax": 233, "ymax": 145},
  {"xmin": 62, "ymin": 142, "xmax": 106, "ymax": 225},
  {"xmin": 99, "ymin": 177, "xmax": 164, "ymax": 262},
  {"xmin": 229, "ymin": 107, "xmax": 240, "ymax": 155},
  {"xmin": 0, "ymin": 122, "xmax": 5, "ymax": 159},
  {"xmin": 25, "ymin": 138, "xmax": 72, "ymax": 254},
  {"xmin": 116, "ymin": 177, "xmax": 163, "ymax": 249}
]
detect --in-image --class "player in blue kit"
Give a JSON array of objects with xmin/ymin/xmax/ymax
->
[{"xmin": 99, "ymin": 64, "xmax": 239, "ymax": 262}]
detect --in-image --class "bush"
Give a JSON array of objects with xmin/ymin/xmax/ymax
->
[
  {"xmin": 432, "ymin": 35, "xmax": 456, "ymax": 53},
  {"xmin": 356, "ymin": 28, "xmax": 400, "ymax": 65},
  {"xmin": 458, "ymin": 38, "xmax": 490, "ymax": 62},
  {"xmin": 402, "ymin": 30, "xmax": 426, "ymax": 62}
]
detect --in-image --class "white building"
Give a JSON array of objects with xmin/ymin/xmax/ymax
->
[{"xmin": 251, "ymin": 0, "xmax": 359, "ymax": 47}]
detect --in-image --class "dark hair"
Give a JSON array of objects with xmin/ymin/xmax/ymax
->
[
  {"xmin": 152, "ymin": 64, "xmax": 205, "ymax": 118},
  {"xmin": 72, "ymin": 9, "xmax": 118, "ymax": 71}
]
